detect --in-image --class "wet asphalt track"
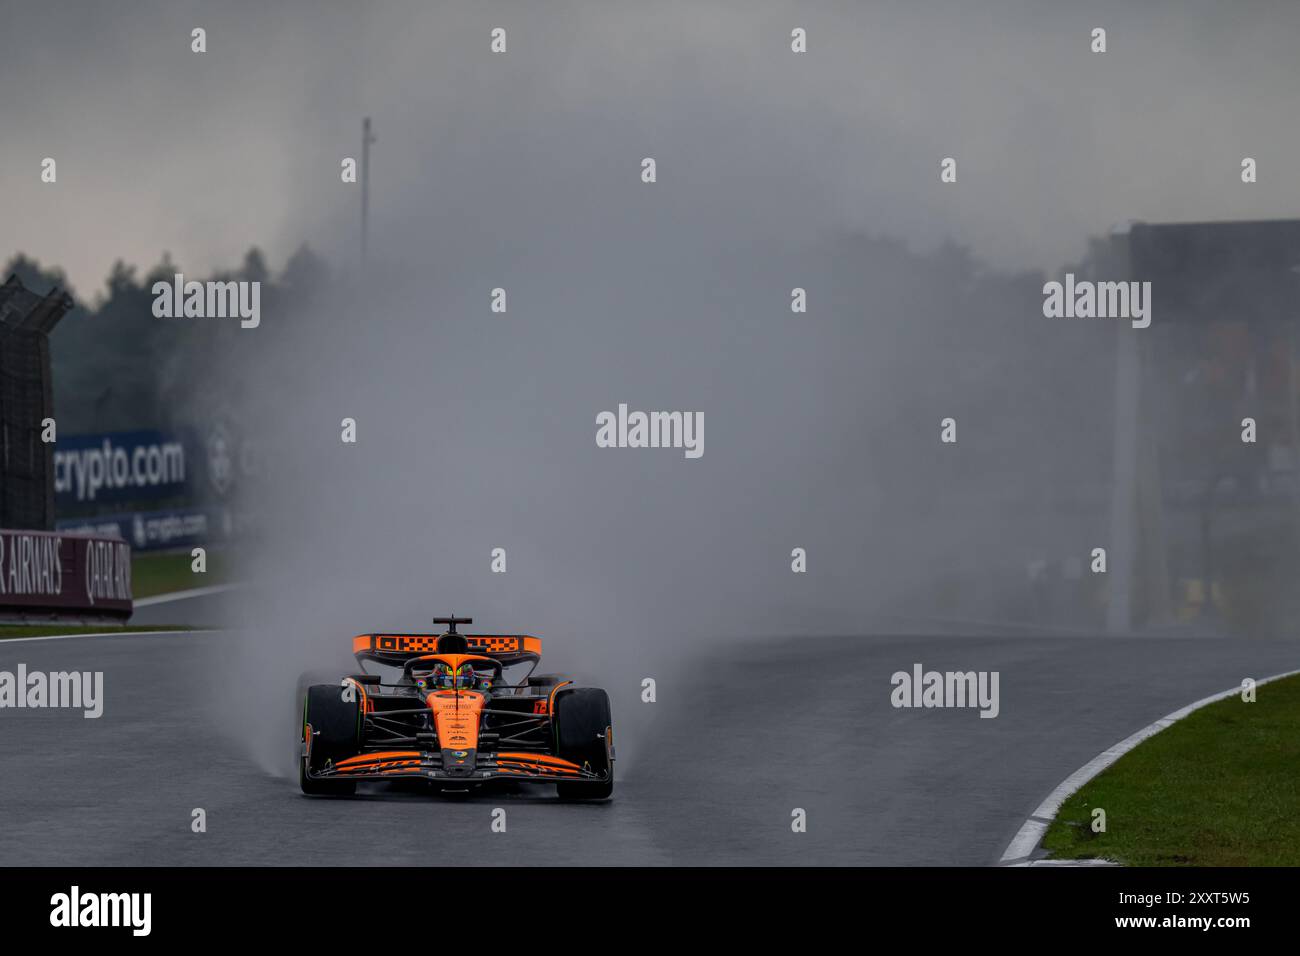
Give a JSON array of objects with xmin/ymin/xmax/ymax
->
[{"xmin": 3, "ymin": 596, "xmax": 1299, "ymax": 866}]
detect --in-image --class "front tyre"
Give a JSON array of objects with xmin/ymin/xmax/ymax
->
[
  {"xmin": 300, "ymin": 683, "xmax": 360, "ymax": 796},
  {"xmin": 553, "ymin": 687, "xmax": 614, "ymax": 800}
]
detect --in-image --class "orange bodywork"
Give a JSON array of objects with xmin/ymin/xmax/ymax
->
[
  {"xmin": 341, "ymin": 677, "xmax": 373, "ymax": 713},
  {"xmin": 335, "ymin": 751, "xmax": 421, "ymax": 766},
  {"xmin": 333, "ymin": 751, "xmax": 424, "ymax": 775},
  {"xmin": 415, "ymin": 652, "xmax": 494, "ymax": 771},
  {"xmin": 495, "ymin": 752, "xmax": 585, "ymax": 776},
  {"xmin": 544, "ymin": 679, "xmax": 573, "ymax": 715},
  {"xmin": 425, "ymin": 689, "xmax": 486, "ymax": 754},
  {"xmin": 409, "ymin": 652, "xmax": 493, "ymax": 672}
]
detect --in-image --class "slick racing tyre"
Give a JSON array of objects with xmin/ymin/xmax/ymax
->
[
  {"xmin": 300, "ymin": 683, "xmax": 361, "ymax": 796},
  {"xmin": 293, "ymin": 670, "xmax": 337, "ymax": 776},
  {"xmin": 553, "ymin": 687, "xmax": 614, "ymax": 800}
]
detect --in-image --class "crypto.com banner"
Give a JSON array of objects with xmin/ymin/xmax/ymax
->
[
  {"xmin": 52, "ymin": 430, "xmax": 189, "ymax": 506},
  {"xmin": 0, "ymin": 529, "xmax": 132, "ymax": 619}
]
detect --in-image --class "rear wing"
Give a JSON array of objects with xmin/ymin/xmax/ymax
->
[{"xmin": 352, "ymin": 633, "xmax": 542, "ymax": 667}]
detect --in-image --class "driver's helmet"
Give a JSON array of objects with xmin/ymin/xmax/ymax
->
[
  {"xmin": 453, "ymin": 662, "xmax": 480, "ymax": 691},
  {"xmin": 421, "ymin": 661, "xmax": 454, "ymax": 690},
  {"xmin": 419, "ymin": 660, "xmax": 486, "ymax": 692}
]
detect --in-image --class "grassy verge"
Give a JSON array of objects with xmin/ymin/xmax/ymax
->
[
  {"xmin": 0, "ymin": 624, "xmax": 201, "ymax": 639},
  {"xmin": 131, "ymin": 549, "xmax": 229, "ymax": 599},
  {"xmin": 0, "ymin": 550, "xmax": 229, "ymax": 637},
  {"xmin": 1043, "ymin": 672, "xmax": 1300, "ymax": 865}
]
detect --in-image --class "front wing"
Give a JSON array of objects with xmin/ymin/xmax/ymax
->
[{"xmin": 303, "ymin": 749, "xmax": 609, "ymax": 785}]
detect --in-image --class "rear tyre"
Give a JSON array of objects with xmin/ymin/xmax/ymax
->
[
  {"xmin": 553, "ymin": 687, "xmax": 614, "ymax": 800},
  {"xmin": 300, "ymin": 683, "xmax": 360, "ymax": 796}
]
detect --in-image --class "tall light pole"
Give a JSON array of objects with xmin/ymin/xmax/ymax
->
[
  {"xmin": 1287, "ymin": 264, "xmax": 1300, "ymax": 528},
  {"xmin": 361, "ymin": 117, "xmax": 376, "ymax": 266},
  {"xmin": 1106, "ymin": 223, "xmax": 1139, "ymax": 634}
]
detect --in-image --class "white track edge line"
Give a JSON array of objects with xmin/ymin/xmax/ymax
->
[{"xmin": 133, "ymin": 583, "xmax": 243, "ymax": 607}]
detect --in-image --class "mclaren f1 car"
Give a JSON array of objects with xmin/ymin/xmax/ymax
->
[{"xmin": 299, "ymin": 617, "xmax": 614, "ymax": 799}]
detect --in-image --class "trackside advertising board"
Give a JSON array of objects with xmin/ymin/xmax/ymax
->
[
  {"xmin": 57, "ymin": 506, "xmax": 220, "ymax": 552},
  {"xmin": 0, "ymin": 529, "xmax": 132, "ymax": 619},
  {"xmin": 52, "ymin": 430, "xmax": 189, "ymax": 506}
]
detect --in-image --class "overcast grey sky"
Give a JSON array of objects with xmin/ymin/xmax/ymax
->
[{"xmin": 3, "ymin": 0, "xmax": 1299, "ymax": 296}]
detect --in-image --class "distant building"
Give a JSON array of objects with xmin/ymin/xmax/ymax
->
[{"xmin": 1107, "ymin": 219, "xmax": 1300, "ymax": 633}]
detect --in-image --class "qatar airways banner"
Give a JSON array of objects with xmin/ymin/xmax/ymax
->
[{"xmin": 0, "ymin": 529, "xmax": 132, "ymax": 619}]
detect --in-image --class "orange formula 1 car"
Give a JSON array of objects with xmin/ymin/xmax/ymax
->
[{"xmin": 299, "ymin": 617, "xmax": 614, "ymax": 799}]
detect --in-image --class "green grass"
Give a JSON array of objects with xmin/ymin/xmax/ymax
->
[
  {"xmin": 0, "ymin": 624, "xmax": 198, "ymax": 639},
  {"xmin": 0, "ymin": 550, "xmax": 228, "ymax": 637},
  {"xmin": 1043, "ymin": 673, "xmax": 1300, "ymax": 866},
  {"xmin": 130, "ymin": 549, "xmax": 229, "ymax": 599}
]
